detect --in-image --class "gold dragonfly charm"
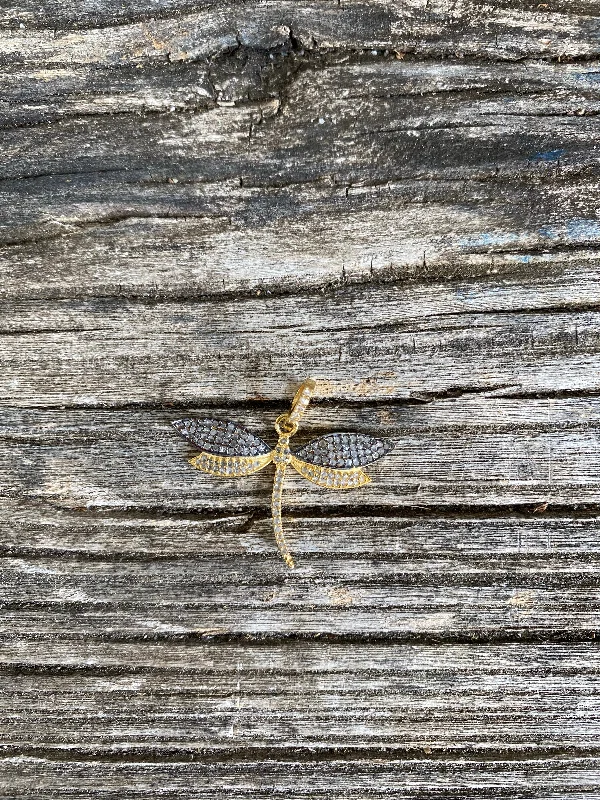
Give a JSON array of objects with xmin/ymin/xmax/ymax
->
[{"xmin": 172, "ymin": 379, "xmax": 395, "ymax": 568}]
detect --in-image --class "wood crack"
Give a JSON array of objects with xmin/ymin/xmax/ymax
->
[{"xmin": 0, "ymin": 744, "xmax": 599, "ymax": 764}]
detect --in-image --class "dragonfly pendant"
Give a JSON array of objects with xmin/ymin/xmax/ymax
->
[{"xmin": 172, "ymin": 379, "xmax": 395, "ymax": 568}]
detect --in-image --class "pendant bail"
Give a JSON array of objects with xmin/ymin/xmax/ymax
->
[{"xmin": 288, "ymin": 378, "xmax": 317, "ymax": 427}]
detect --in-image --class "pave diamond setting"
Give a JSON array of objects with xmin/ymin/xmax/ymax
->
[
  {"xmin": 294, "ymin": 432, "xmax": 394, "ymax": 469},
  {"xmin": 172, "ymin": 379, "xmax": 395, "ymax": 568},
  {"xmin": 189, "ymin": 451, "xmax": 272, "ymax": 477},
  {"xmin": 291, "ymin": 457, "xmax": 371, "ymax": 489},
  {"xmin": 172, "ymin": 418, "xmax": 271, "ymax": 457}
]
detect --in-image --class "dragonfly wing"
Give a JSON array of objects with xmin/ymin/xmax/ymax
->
[
  {"xmin": 172, "ymin": 418, "xmax": 272, "ymax": 457},
  {"xmin": 293, "ymin": 432, "xmax": 394, "ymax": 469},
  {"xmin": 189, "ymin": 451, "xmax": 273, "ymax": 477},
  {"xmin": 290, "ymin": 456, "xmax": 370, "ymax": 489}
]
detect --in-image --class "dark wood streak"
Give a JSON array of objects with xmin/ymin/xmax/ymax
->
[{"xmin": 2, "ymin": 2, "xmax": 600, "ymax": 797}]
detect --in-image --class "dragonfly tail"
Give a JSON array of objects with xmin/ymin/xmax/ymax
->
[{"xmin": 271, "ymin": 464, "xmax": 295, "ymax": 568}]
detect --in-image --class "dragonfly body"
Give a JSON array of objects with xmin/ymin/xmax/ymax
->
[
  {"xmin": 172, "ymin": 380, "xmax": 395, "ymax": 567},
  {"xmin": 271, "ymin": 431, "xmax": 293, "ymax": 567}
]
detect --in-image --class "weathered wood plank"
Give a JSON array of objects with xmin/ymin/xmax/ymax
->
[
  {"xmin": 5, "ymin": 254, "xmax": 600, "ymax": 327},
  {"xmin": 3, "ymin": 503, "xmax": 600, "ymax": 556},
  {"xmin": 1, "ymin": 596, "xmax": 598, "ymax": 637},
  {"xmin": 7, "ymin": 59, "xmax": 600, "ymax": 171},
  {"xmin": 3, "ymin": 399, "xmax": 600, "ymax": 508},
  {"xmin": 1, "ymin": 757, "xmax": 600, "ymax": 799},
  {"xmin": 4, "ymin": 0, "xmax": 600, "ymax": 64},
  {"xmin": 5, "ymin": 219, "xmax": 600, "ymax": 303},
  {"xmin": 3, "ymin": 1, "xmax": 600, "ymax": 795},
  {"xmin": 0, "ymin": 638, "xmax": 596, "ymax": 671},
  {"xmin": 3, "ymin": 58, "xmax": 600, "ymax": 300},
  {"xmin": 2, "ymin": 298, "xmax": 600, "ymax": 404},
  {"xmin": 1, "ymin": 705, "xmax": 599, "ymax": 751},
  {"xmin": 3, "ymin": 639, "xmax": 598, "ymax": 755},
  {"xmin": 3, "ymin": 552, "xmax": 600, "ymax": 586},
  {"xmin": 3, "ymin": 401, "xmax": 599, "ymax": 635},
  {"xmin": 2, "ymin": 477, "xmax": 600, "ymax": 637},
  {"xmin": 4, "ymin": 670, "xmax": 599, "ymax": 733},
  {"xmin": 6, "ymin": 57, "xmax": 600, "ymax": 128},
  {"xmin": 3, "ymin": 194, "xmax": 600, "ymax": 301}
]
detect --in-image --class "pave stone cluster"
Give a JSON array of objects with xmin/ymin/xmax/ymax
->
[
  {"xmin": 272, "ymin": 467, "xmax": 285, "ymax": 519},
  {"xmin": 173, "ymin": 418, "xmax": 271, "ymax": 457},
  {"xmin": 287, "ymin": 383, "xmax": 313, "ymax": 425},
  {"xmin": 271, "ymin": 433, "xmax": 293, "ymax": 566},
  {"xmin": 192, "ymin": 451, "xmax": 269, "ymax": 476},
  {"xmin": 295, "ymin": 432, "xmax": 393, "ymax": 469},
  {"xmin": 292, "ymin": 458, "xmax": 370, "ymax": 489}
]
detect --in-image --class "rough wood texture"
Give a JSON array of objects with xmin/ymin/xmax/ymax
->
[{"xmin": 2, "ymin": 2, "xmax": 600, "ymax": 798}]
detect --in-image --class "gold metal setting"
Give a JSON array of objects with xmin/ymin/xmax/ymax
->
[
  {"xmin": 172, "ymin": 379, "xmax": 394, "ymax": 569},
  {"xmin": 290, "ymin": 456, "xmax": 371, "ymax": 490},
  {"xmin": 188, "ymin": 451, "xmax": 273, "ymax": 477}
]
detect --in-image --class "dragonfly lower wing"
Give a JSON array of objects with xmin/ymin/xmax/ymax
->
[
  {"xmin": 189, "ymin": 451, "xmax": 273, "ymax": 477},
  {"xmin": 290, "ymin": 456, "xmax": 371, "ymax": 489}
]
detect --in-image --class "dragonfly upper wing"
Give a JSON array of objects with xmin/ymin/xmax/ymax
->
[
  {"xmin": 172, "ymin": 418, "xmax": 273, "ymax": 477},
  {"xmin": 293, "ymin": 432, "xmax": 395, "ymax": 469},
  {"xmin": 172, "ymin": 418, "xmax": 272, "ymax": 456}
]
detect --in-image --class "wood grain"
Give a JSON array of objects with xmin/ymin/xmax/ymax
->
[
  {"xmin": 4, "ymin": 297, "xmax": 600, "ymax": 405},
  {"xmin": 2, "ymin": 757, "xmax": 600, "ymax": 800},
  {"xmin": 3, "ymin": 1, "xmax": 600, "ymax": 797},
  {"xmin": 4, "ymin": 56, "xmax": 600, "ymax": 302}
]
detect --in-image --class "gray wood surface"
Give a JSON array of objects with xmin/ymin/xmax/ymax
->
[{"xmin": 2, "ymin": 1, "xmax": 600, "ymax": 797}]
